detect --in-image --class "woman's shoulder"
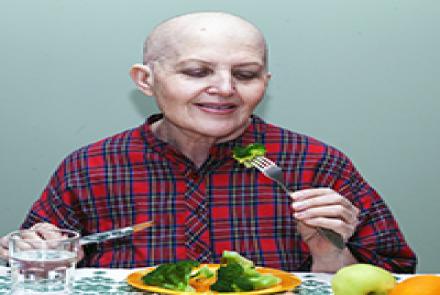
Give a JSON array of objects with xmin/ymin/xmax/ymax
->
[
  {"xmin": 254, "ymin": 116, "xmax": 346, "ymax": 159},
  {"xmin": 55, "ymin": 122, "xmax": 150, "ymax": 175},
  {"xmin": 74, "ymin": 125, "xmax": 144, "ymax": 158}
]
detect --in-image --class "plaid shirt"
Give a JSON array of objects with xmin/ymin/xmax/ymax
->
[{"xmin": 22, "ymin": 114, "xmax": 416, "ymax": 272}]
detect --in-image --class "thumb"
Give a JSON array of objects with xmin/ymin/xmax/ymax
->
[
  {"xmin": 77, "ymin": 247, "xmax": 85, "ymax": 262},
  {"xmin": 0, "ymin": 234, "xmax": 10, "ymax": 261},
  {"xmin": 297, "ymin": 221, "xmax": 319, "ymax": 242}
]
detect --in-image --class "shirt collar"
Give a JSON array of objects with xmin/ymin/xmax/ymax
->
[{"xmin": 139, "ymin": 113, "xmax": 268, "ymax": 165}]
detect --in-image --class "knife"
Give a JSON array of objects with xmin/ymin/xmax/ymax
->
[{"xmin": 79, "ymin": 221, "xmax": 154, "ymax": 246}]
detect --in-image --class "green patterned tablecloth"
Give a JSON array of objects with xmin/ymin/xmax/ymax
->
[{"xmin": 0, "ymin": 266, "xmax": 406, "ymax": 294}]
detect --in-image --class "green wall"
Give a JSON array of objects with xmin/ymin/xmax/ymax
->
[{"xmin": 1, "ymin": 0, "xmax": 439, "ymax": 272}]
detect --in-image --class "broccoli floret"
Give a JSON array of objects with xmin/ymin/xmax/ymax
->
[
  {"xmin": 141, "ymin": 260, "xmax": 200, "ymax": 291},
  {"xmin": 210, "ymin": 279, "xmax": 235, "ymax": 292},
  {"xmin": 210, "ymin": 262, "xmax": 244, "ymax": 292},
  {"xmin": 221, "ymin": 250, "xmax": 255, "ymax": 269},
  {"xmin": 232, "ymin": 143, "xmax": 266, "ymax": 167},
  {"xmin": 211, "ymin": 251, "xmax": 281, "ymax": 292},
  {"xmin": 233, "ymin": 276, "xmax": 255, "ymax": 291},
  {"xmin": 247, "ymin": 274, "xmax": 282, "ymax": 289},
  {"xmin": 191, "ymin": 265, "xmax": 214, "ymax": 279}
]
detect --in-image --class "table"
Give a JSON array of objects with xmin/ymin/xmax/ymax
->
[{"xmin": 0, "ymin": 266, "xmax": 411, "ymax": 294}]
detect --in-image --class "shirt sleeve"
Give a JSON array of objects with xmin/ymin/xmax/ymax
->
[
  {"xmin": 21, "ymin": 158, "xmax": 83, "ymax": 232},
  {"xmin": 331, "ymin": 155, "xmax": 417, "ymax": 273}
]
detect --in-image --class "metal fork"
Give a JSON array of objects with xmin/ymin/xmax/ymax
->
[{"xmin": 250, "ymin": 156, "xmax": 345, "ymax": 250}]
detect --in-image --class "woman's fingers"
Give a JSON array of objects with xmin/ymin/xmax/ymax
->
[
  {"xmin": 0, "ymin": 234, "xmax": 11, "ymax": 260},
  {"xmin": 20, "ymin": 228, "xmax": 44, "ymax": 240},
  {"xmin": 299, "ymin": 216, "xmax": 358, "ymax": 241},
  {"xmin": 292, "ymin": 192, "xmax": 355, "ymax": 211},
  {"xmin": 294, "ymin": 204, "xmax": 358, "ymax": 224},
  {"xmin": 32, "ymin": 223, "xmax": 64, "ymax": 248},
  {"xmin": 290, "ymin": 188, "xmax": 360, "ymax": 240},
  {"xmin": 290, "ymin": 188, "xmax": 335, "ymax": 201},
  {"xmin": 77, "ymin": 247, "xmax": 85, "ymax": 262},
  {"xmin": 31, "ymin": 223, "xmax": 63, "ymax": 239},
  {"xmin": 1, "ymin": 223, "xmax": 82, "ymax": 262},
  {"xmin": 291, "ymin": 189, "xmax": 359, "ymax": 220},
  {"xmin": 8, "ymin": 223, "xmax": 64, "ymax": 251}
]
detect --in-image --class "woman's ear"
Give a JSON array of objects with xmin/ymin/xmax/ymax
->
[
  {"xmin": 129, "ymin": 64, "xmax": 154, "ymax": 96},
  {"xmin": 266, "ymin": 72, "xmax": 272, "ymax": 80},
  {"xmin": 264, "ymin": 71, "xmax": 272, "ymax": 87}
]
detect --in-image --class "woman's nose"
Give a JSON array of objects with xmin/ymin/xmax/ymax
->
[{"xmin": 207, "ymin": 72, "xmax": 235, "ymax": 97}]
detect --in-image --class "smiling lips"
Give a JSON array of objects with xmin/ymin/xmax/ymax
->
[{"xmin": 194, "ymin": 102, "xmax": 237, "ymax": 114}]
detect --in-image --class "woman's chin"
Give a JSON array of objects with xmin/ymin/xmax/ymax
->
[{"xmin": 195, "ymin": 125, "xmax": 245, "ymax": 141}]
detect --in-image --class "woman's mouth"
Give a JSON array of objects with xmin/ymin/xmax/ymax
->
[{"xmin": 194, "ymin": 103, "xmax": 237, "ymax": 114}]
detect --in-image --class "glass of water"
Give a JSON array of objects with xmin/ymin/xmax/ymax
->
[{"xmin": 9, "ymin": 228, "xmax": 80, "ymax": 294}]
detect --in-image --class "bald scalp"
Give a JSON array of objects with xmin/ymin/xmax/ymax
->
[{"xmin": 143, "ymin": 12, "xmax": 268, "ymax": 67}]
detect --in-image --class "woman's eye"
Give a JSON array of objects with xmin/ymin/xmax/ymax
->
[
  {"xmin": 232, "ymin": 71, "xmax": 259, "ymax": 81},
  {"xmin": 181, "ymin": 68, "xmax": 212, "ymax": 78}
]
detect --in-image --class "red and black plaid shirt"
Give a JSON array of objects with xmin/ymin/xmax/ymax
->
[{"xmin": 22, "ymin": 114, "xmax": 416, "ymax": 272}]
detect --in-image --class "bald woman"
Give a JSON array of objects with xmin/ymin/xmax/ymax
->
[{"xmin": 1, "ymin": 12, "xmax": 416, "ymax": 273}]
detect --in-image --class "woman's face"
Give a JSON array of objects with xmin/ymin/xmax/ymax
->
[{"xmin": 149, "ymin": 27, "xmax": 270, "ymax": 143}]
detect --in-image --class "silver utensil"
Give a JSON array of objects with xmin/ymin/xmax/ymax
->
[
  {"xmin": 249, "ymin": 156, "xmax": 345, "ymax": 250},
  {"xmin": 79, "ymin": 221, "xmax": 154, "ymax": 246}
]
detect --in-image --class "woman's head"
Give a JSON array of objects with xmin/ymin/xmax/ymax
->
[{"xmin": 131, "ymin": 12, "xmax": 271, "ymax": 143}]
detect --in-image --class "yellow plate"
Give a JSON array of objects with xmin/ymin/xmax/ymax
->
[{"xmin": 126, "ymin": 264, "xmax": 301, "ymax": 294}]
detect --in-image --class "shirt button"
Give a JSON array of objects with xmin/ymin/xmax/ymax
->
[
  {"xmin": 188, "ymin": 171, "xmax": 198, "ymax": 180},
  {"xmin": 194, "ymin": 245, "xmax": 203, "ymax": 254}
]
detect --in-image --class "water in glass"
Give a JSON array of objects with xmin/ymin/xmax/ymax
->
[{"xmin": 9, "ymin": 229, "xmax": 79, "ymax": 294}]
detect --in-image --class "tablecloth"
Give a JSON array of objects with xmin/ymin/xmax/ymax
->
[{"xmin": 0, "ymin": 266, "xmax": 411, "ymax": 294}]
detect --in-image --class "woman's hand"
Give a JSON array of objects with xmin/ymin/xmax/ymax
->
[
  {"xmin": 0, "ymin": 223, "xmax": 84, "ymax": 262},
  {"xmin": 0, "ymin": 232, "xmax": 11, "ymax": 261},
  {"xmin": 290, "ymin": 188, "xmax": 360, "ymax": 272}
]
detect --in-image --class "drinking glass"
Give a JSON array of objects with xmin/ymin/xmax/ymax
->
[{"xmin": 9, "ymin": 228, "xmax": 80, "ymax": 294}]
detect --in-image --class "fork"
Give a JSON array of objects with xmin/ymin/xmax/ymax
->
[{"xmin": 250, "ymin": 156, "xmax": 345, "ymax": 250}]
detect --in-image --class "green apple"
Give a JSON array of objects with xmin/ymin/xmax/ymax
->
[{"xmin": 331, "ymin": 263, "xmax": 396, "ymax": 295}]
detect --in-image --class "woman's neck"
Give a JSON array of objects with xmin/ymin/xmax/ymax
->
[{"xmin": 151, "ymin": 119, "xmax": 215, "ymax": 168}]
